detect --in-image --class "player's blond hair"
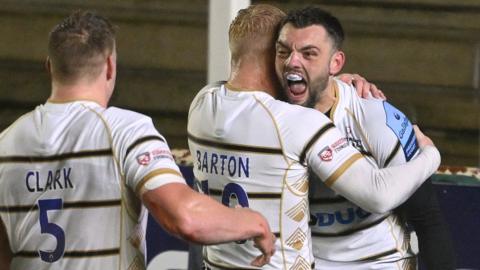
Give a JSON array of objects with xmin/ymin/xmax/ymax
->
[{"xmin": 229, "ymin": 4, "xmax": 285, "ymax": 62}]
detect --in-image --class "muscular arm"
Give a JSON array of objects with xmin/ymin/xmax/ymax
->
[
  {"xmin": 327, "ymin": 144, "xmax": 440, "ymax": 214},
  {"xmin": 142, "ymin": 182, "xmax": 275, "ymax": 266},
  {"xmin": 396, "ymin": 178, "xmax": 456, "ymax": 269},
  {"xmin": 0, "ymin": 219, "xmax": 12, "ymax": 269}
]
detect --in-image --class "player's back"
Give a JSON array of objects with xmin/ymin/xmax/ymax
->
[
  {"xmin": 188, "ymin": 82, "xmax": 341, "ymax": 269},
  {"xmin": 0, "ymin": 101, "xmax": 144, "ymax": 270}
]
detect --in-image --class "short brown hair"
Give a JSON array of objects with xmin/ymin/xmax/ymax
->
[
  {"xmin": 229, "ymin": 4, "xmax": 285, "ymax": 62},
  {"xmin": 48, "ymin": 10, "xmax": 116, "ymax": 83}
]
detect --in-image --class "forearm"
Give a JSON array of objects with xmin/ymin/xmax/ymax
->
[
  {"xmin": 171, "ymin": 190, "xmax": 269, "ymax": 245},
  {"xmin": 397, "ymin": 178, "xmax": 456, "ymax": 269},
  {"xmin": 143, "ymin": 183, "xmax": 269, "ymax": 245},
  {"xmin": 330, "ymin": 145, "xmax": 440, "ymax": 213}
]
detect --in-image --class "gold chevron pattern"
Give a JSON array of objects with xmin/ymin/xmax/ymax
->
[
  {"xmin": 291, "ymin": 177, "xmax": 308, "ymax": 193},
  {"xmin": 289, "ymin": 256, "xmax": 310, "ymax": 270},
  {"xmin": 285, "ymin": 199, "xmax": 308, "ymax": 222},
  {"xmin": 285, "ymin": 228, "xmax": 307, "ymax": 251}
]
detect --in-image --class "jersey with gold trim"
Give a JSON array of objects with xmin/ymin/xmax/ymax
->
[
  {"xmin": 0, "ymin": 101, "xmax": 184, "ymax": 270},
  {"xmin": 310, "ymin": 78, "xmax": 417, "ymax": 268},
  {"xmin": 187, "ymin": 82, "xmax": 362, "ymax": 269}
]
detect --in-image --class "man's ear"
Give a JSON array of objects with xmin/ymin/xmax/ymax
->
[
  {"xmin": 106, "ymin": 54, "xmax": 115, "ymax": 80},
  {"xmin": 45, "ymin": 57, "xmax": 51, "ymax": 74},
  {"xmin": 329, "ymin": 50, "xmax": 345, "ymax": 75}
]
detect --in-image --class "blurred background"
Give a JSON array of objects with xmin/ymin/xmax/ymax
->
[{"xmin": 0, "ymin": 0, "xmax": 478, "ymax": 167}]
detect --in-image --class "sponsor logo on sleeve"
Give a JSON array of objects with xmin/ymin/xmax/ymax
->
[
  {"xmin": 330, "ymin": 138, "xmax": 349, "ymax": 153},
  {"xmin": 151, "ymin": 148, "xmax": 174, "ymax": 161},
  {"xmin": 136, "ymin": 148, "xmax": 174, "ymax": 166},
  {"xmin": 136, "ymin": 152, "xmax": 151, "ymax": 165},
  {"xmin": 318, "ymin": 146, "xmax": 333, "ymax": 162},
  {"xmin": 383, "ymin": 102, "xmax": 418, "ymax": 161}
]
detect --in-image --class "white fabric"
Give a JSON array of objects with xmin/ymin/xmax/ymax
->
[
  {"xmin": 310, "ymin": 79, "xmax": 433, "ymax": 267},
  {"xmin": 0, "ymin": 101, "xmax": 183, "ymax": 270},
  {"xmin": 188, "ymin": 83, "xmax": 360, "ymax": 269},
  {"xmin": 187, "ymin": 82, "xmax": 439, "ymax": 269}
]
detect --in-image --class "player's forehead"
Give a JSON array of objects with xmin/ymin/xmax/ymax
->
[{"xmin": 277, "ymin": 23, "xmax": 331, "ymax": 49}]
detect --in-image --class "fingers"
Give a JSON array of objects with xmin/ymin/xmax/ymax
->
[
  {"xmin": 251, "ymin": 254, "xmax": 270, "ymax": 267},
  {"xmin": 250, "ymin": 245, "xmax": 275, "ymax": 267},
  {"xmin": 251, "ymin": 233, "xmax": 276, "ymax": 267},
  {"xmin": 338, "ymin": 73, "xmax": 387, "ymax": 100},
  {"xmin": 413, "ymin": 125, "xmax": 434, "ymax": 148},
  {"xmin": 350, "ymin": 74, "xmax": 370, "ymax": 99},
  {"xmin": 336, "ymin": 73, "xmax": 354, "ymax": 84},
  {"xmin": 369, "ymin": 83, "xmax": 386, "ymax": 100}
]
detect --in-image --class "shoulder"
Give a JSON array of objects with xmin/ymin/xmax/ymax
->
[
  {"xmin": 101, "ymin": 107, "xmax": 163, "ymax": 144},
  {"xmin": 104, "ymin": 107, "xmax": 153, "ymax": 128},
  {"xmin": 262, "ymin": 99, "xmax": 335, "ymax": 154},
  {"xmin": 335, "ymin": 79, "xmax": 387, "ymax": 128},
  {"xmin": 266, "ymin": 98, "xmax": 331, "ymax": 127},
  {"xmin": 0, "ymin": 110, "xmax": 35, "ymax": 147},
  {"xmin": 189, "ymin": 81, "xmax": 224, "ymax": 112}
]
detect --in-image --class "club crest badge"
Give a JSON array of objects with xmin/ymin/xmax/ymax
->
[
  {"xmin": 318, "ymin": 146, "xmax": 333, "ymax": 162},
  {"xmin": 136, "ymin": 152, "xmax": 151, "ymax": 165}
]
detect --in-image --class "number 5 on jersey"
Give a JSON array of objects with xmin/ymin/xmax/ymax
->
[{"xmin": 38, "ymin": 198, "xmax": 65, "ymax": 262}]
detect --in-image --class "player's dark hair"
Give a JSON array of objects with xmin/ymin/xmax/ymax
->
[
  {"xmin": 48, "ymin": 10, "xmax": 116, "ymax": 83},
  {"xmin": 279, "ymin": 6, "xmax": 344, "ymax": 50}
]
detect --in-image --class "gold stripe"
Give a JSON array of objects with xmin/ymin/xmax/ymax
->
[
  {"xmin": 324, "ymin": 153, "xmax": 363, "ymax": 187},
  {"xmin": 329, "ymin": 80, "xmax": 340, "ymax": 121},
  {"xmin": 81, "ymin": 104, "xmax": 126, "ymax": 270},
  {"xmin": 252, "ymin": 95, "xmax": 289, "ymax": 164},
  {"xmin": 135, "ymin": 168, "xmax": 183, "ymax": 195}
]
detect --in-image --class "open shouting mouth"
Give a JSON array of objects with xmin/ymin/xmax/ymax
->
[{"xmin": 285, "ymin": 73, "xmax": 307, "ymax": 104}]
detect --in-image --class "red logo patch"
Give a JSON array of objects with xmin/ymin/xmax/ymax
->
[
  {"xmin": 318, "ymin": 146, "xmax": 333, "ymax": 162},
  {"xmin": 136, "ymin": 152, "xmax": 151, "ymax": 165}
]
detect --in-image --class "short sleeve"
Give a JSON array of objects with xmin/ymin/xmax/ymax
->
[{"xmin": 109, "ymin": 111, "xmax": 185, "ymax": 196}]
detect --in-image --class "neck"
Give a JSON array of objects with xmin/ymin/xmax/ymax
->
[
  {"xmin": 227, "ymin": 54, "xmax": 278, "ymax": 98},
  {"xmin": 49, "ymin": 79, "xmax": 109, "ymax": 107},
  {"xmin": 313, "ymin": 77, "xmax": 337, "ymax": 113}
]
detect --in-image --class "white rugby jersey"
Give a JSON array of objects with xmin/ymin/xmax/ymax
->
[
  {"xmin": 187, "ymin": 82, "xmax": 364, "ymax": 269},
  {"xmin": 0, "ymin": 101, "xmax": 184, "ymax": 270},
  {"xmin": 310, "ymin": 79, "xmax": 418, "ymax": 268}
]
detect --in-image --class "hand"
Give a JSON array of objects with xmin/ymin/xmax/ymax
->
[
  {"xmin": 337, "ymin": 73, "xmax": 386, "ymax": 100},
  {"xmin": 413, "ymin": 125, "xmax": 434, "ymax": 148},
  {"xmin": 250, "ymin": 215, "xmax": 276, "ymax": 267}
]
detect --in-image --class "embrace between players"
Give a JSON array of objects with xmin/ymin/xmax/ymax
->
[{"xmin": 0, "ymin": 3, "xmax": 454, "ymax": 270}]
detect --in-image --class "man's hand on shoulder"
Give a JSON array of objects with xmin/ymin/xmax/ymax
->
[{"xmin": 337, "ymin": 73, "xmax": 386, "ymax": 100}]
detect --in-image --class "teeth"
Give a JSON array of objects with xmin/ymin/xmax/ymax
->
[{"xmin": 286, "ymin": 74, "xmax": 303, "ymax": 82}]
